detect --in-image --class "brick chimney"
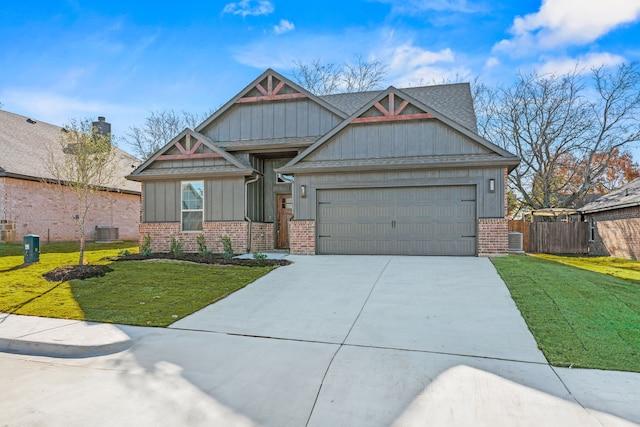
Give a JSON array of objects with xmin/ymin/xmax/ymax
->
[{"xmin": 92, "ymin": 116, "xmax": 111, "ymax": 138}]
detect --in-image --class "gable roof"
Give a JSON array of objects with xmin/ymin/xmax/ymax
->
[
  {"xmin": 195, "ymin": 68, "xmax": 348, "ymax": 134},
  {"xmin": 0, "ymin": 109, "xmax": 140, "ymax": 194},
  {"xmin": 579, "ymin": 178, "xmax": 640, "ymax": 214},
  {"xmin": 127, "ymin": 128, "xmax": 256, "ymax": 181},
  {"xmin": 279, "ymin": 86, "xmax": 518, "ymax": 173},
  {"xmin": 320, "ymin": 82, "xmax": 478, "ymax": 132}
]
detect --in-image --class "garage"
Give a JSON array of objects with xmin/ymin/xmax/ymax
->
[{"xmin": 316, "ymin": 186, "xmax": 477, "ymax": 256}]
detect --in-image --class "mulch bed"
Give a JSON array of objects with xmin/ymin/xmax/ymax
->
[
  {"xmin": 117, "ymin": 252, "xmax": 292, "ymax": 267},
  {"xmin": 42, "ymin": 253, "xmax": 290, "ymax": 282},
  {"xmin": 43, "ymin": 265, "xmax": 114, "ymax": 282}
]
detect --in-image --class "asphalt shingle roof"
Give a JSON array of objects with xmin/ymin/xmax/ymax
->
[
  {"xmin": 319, "ymin": 82, "xmax": 478, "ymax": 132},
  {"xmin": 0, "ymin": 110, "xmax": 141, "ymax": 193},
  {"xmin": 579, "ymin": 178, "xmax": 640, "ymax": 214}
]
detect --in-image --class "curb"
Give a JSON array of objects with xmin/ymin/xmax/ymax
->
[{"xmin": 0, "ymin": 314, "xmax": 132, "ymax": 358}]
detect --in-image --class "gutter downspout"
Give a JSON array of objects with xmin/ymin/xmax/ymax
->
[{"xmin": 244, "ymin": 174, "xmax": 260, "ymax": 253}]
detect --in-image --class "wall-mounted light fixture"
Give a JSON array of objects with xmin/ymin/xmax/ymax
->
[
  {"xmin": 488, "ymin": 179, "xmax": 496, "ymax": 193},
  {"xmin": 300, "ymin": 185, "xmax": 307, "ymax": 198}
]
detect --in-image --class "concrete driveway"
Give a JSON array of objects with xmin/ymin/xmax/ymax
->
[
  {"xmin": 2, "ymin": 256, "xmax": 639, "ymax": 427},
  {"xmin": 172, "ymin": 256, "xmax": 545, "ymax": 362}
]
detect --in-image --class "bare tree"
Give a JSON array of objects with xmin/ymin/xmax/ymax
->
[
  {"xmin": 44, "ymin": 118, "xmax": 118, "ymax": 265},
  {"xmin": 291, "ymin": 56, "xmax": 387, "ymax": 95},
  {"xmin": 475, "ymin": 63, "xmax": 640, "ymax": 211},
  {"xmin": 126, "ymin": 109, "xmax": 213, "ymax": 160},
  {"xmin": 342, "ymin": 55, "xmax": 388, "ymax": 92}
]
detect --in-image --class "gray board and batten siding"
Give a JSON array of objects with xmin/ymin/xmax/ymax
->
[
  {"xmin": 143, "ymin": 179, "xmax": 245, "ymax": 223},
  {"xmin": 199, "ymin": 98, "xmax": 342, "ymax": 144},
  {"xmin": 307, "ymin": 120, "xmax": 492, "ymax": 162}
]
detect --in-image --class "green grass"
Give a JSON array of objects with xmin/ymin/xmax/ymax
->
[
  {"xmin": 492, "ymin": 255, "xmax": 640, "ymax": 372},
  {"xmin": 0, "ymin": 242, "xmax": 274, "ymax": 327},
  {"xmin": 533, "ymin": 254, "xmax": 640, "ymax": 282}
]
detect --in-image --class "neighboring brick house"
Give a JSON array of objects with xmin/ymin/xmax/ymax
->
[
  {"xmin": 0, "ymin": 110, "xmax": 141, "ymax": 243},
  {"xmin": 128, "ymin": 69, "xmax": 520, "ymax": 256},
  {"xmin": 580, "ymin": 178, "xmax": 640, "ymax": 259}
]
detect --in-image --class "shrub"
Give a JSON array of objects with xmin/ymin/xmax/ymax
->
[
  {"xmin": 196, "ymin": 234, "xmax": 210, "ymax": 256},
  {"xmin": 253, "ymin": 251, "xmax": 268, "ymax": 266},
  {"xmin": 141, "ymin": 234, "xmax": 153, "ymax": 257},
  {"xmin": 170, "ymin": 235, "xmax": 184, "ymax": 255},
  {"xmin": 117, "ymin": 249, "xmax": 131, "ymax": 256},
  {"xmin": 221, "ymin": 236, "xmax": 234, "ymax": 259}
]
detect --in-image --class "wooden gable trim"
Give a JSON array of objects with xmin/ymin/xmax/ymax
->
[
  {"xmin": 236, "ymin": 74, "xmax": 307, "ymax": 104},
  {"xmin": 156, "ymin": 133, "xmax": 221, "ymax": 161},
  {"xmin": 352, "ymin": 113, "xmax": 435, "ymax": 124},
  {"xmin": 157, "ymin": 153, "xmax": 222, "ymax": 161},
  {"xmin": 351, "ymin": 92, "xmax": 433, "ymax": 124}
]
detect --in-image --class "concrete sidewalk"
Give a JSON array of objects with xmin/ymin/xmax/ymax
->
[
  {"xmin": 1, "ymin": 255, "xmax": 639, "ymax": 426},
  {"xmin": 0, "ymin": 312, "xmax": 131, "ymax": 357}
]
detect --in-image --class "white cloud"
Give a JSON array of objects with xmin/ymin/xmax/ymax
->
[
  {"xmin": 484, "ymin": 57, "xmax": 500, "ymax": 69},
  {"xmin": 495, "ymin": 0, "xmax": 640, "ymax": 54},
  {"xmin": 222, "ymin": 0, "xmax": 274, "ymax": 17},
  {"xmin": 536, "ymin": 52, "xmax": 626, "ymax": 76},
  {"xmin": 377, "ymin": 39, "xmax": 470, "ymax": 86},
  {"xmin": 274, "ymin": 19, "xmax": 295, "ymax": 35},
  {"xmin": 231, "ymin": 28, "xmax": 473, "ymax": 87}
]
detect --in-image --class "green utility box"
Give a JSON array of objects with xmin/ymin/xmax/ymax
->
[{"xmin": 23, "ymin": 234, "xmax": 40, "ymax": 264}]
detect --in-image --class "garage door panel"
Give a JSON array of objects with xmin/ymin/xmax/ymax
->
[{"xmin": 317, "ymin": 186, "xmax": 476, "ymax": 256}]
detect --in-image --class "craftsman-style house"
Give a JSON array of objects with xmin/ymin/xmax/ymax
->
[{"xmin": 128, "ymin": 69, "xmax": 519, "ymax": 256}]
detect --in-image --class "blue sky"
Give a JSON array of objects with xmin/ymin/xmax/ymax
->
[{"xmin": 2, "ymin": 0, "xmax": 640, "ymax": 156}]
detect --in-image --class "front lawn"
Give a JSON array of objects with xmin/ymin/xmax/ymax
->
[
  {"xmin": 533, "ymin": 254, "xmax": 640, "ymax": 281},
  {"xmin": 0, "ymin": 242, "xmax": 274, "ymax": 327},
  {"xmin": 492, "ymin": 255, "xmax": 640, "ymax": 372}
]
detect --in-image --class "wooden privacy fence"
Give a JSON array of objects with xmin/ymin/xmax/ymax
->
[{"xmin": 508, "ymin": 220, "xmax": 589, "ymax": 254}]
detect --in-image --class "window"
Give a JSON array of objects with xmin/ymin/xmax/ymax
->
[
  {"xmin": 181, "ymin": 181, "xmax": 204, "ymax": 232},
  {"xmin": 589, "ymin": 217, "xmax": 595, "ymax": 242},
  {"xmin": 276, "ymin": 172, "xmax": 294, "ymax": 184}
]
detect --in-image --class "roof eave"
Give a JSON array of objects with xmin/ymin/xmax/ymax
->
[
  {"xmin": 277, "ymin": 158, "xmax": 520, "ymax": 174},
  {"xmin": 579, "ymin": 201, "xmax": 640, "ymax": 214},
  {"xmin": 126, "ymin": 170, "xmax": 255, "ymax": 181}
]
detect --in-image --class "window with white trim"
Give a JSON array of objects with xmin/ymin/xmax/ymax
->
[
  {"xmin": 181, "ymin": 181, "xmax": 204, "ymax": 232},
  {"xmin": 276, "ymin": 172, "xmax": 294, "ymax": 183}
]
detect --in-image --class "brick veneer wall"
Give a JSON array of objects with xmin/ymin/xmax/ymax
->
[
  {"xmin": 586, "ymin": 207, "xmax": 640, "ymax": 259},
  {"xmin": 0, "ymin": 177, "xmax": 140, "ymax": 242},
  {"xmin": 478, "ymin": 218, "xmax": 509, "ymax": 256},
  {"xmin": 591, "ymin": 218, "xmax": 640, "ymax": 259},
  {"xmin": 589, "ymin": 206, "xmax": 640, "ymax": 221},
  {"xmin": 289, "ymin": 220, "xmax": 315, "ymax": 255},
  {"xmin": 250, "ymin": 222, "xmax": 275, "ymax": 252},
  {"xmin": 139, "ymin": 221, "xmax": 263, "ymax": 253}
]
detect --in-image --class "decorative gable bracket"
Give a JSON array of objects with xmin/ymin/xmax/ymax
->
[
  {"xmin": 352, "ymin": 92, "xmax": 434, "ymax": 124},
  {"xmin": 157, "ymin": 134, "xmax": 221, "ymax": 161},
  {"xmin": 237, "ymin": 74, "xmax": 307, "ymax": 104}
]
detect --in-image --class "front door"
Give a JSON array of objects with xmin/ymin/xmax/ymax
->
[{"xmin": 276, "ymin": 194, "xmax": 293, "ymax": 248}]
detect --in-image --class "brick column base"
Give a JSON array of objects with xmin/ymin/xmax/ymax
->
[
  {"xmin": 250, "ymin": 222, "xmax": 275, "ymax": 252},
  {"xmin": 289, "ymin": 220, "xmax": 315, "ymax": 255},
  {"xmin": 478, "ymin": 218, "xmax": 508, "ymax": 256}
]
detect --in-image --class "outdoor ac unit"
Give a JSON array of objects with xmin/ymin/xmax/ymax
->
[
  {"xmin": 508, "ymin": 232, "xmax": 524, "ymax": 253},
  {"xmin": 95, "ymin": 226, "xmax": 119, "ymax": 242}
]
